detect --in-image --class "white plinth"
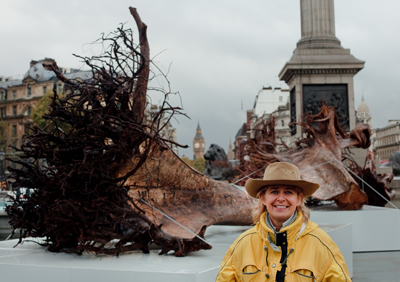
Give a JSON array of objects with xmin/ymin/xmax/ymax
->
[
  {"xmin": 311, "ymin": 204, "xmax": 400, "ymax": 252},
  {"xmin": 0, "ymin": 224, "xmax": 352, "ymax": 281},
  {"xmin": 318, "ymin": 223, "xmax": 353, "ymax": 278}
]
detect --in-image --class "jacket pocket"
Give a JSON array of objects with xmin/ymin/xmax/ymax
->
[
  {"xmin": 288, "ymin": 268, "xmax": 316, "ymax": 282},
  {"xmin": 241, "ymin": 264, "xmax": 261, "ymax": 282}
]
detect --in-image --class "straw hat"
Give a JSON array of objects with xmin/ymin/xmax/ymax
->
[{"xmin": 245, "ymin": 162, "xmax": 320, "ymax": 198}]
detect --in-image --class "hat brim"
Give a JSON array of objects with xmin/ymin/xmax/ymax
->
[{"xmin": 245, "ymin": 179, "xmax": 320, "ymax": 198}]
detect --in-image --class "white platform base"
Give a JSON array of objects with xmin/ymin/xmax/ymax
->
[
  {"xmin": 0, "ymin": 224, "xmax": 352, "ymax": 281},
  {"xmin": 318, "ymin": 223, "xmax": 353, "ymax": 277},
  {"xmin": 310, "ymin": 204, "xmax": 400, "ymax": 252}
]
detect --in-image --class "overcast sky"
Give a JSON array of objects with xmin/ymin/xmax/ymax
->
[{"xmin": 1, "ymin": 0, "xmax": 399, "ymax": 158}]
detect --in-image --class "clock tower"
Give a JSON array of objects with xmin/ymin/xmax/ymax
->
[{"xmin": 193, "ymin": 122, "xmax": 205, "ymax": 159}]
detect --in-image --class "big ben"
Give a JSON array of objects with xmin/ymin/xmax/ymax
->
[{"xmin": 193, "ymin": 122, "xmax": 205, "ymax": 159}]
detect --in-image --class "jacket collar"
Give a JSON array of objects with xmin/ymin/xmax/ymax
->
[{"xmin": 258, "ymin": 211, "xmax": 308, "ymax": 244}]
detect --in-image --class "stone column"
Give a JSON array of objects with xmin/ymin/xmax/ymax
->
[
  {"xmin": 279, "ymin": 0, "xmax": 365, "ymax": 143},
  {"xmin": 297, "ymin": 0, "xmax": 341, "ymax": 48}
]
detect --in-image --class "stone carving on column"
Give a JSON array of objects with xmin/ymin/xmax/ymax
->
[
  {"xmin": 303, "ymin": 84, "xmax": 349, "ymax": 131},
  {"xmin": 290, "ymin": 88, "xmax": 297, "ymax": 135}
]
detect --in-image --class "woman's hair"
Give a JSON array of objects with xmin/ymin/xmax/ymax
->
[{"xmin": 252, "ymin": 185, "xmax": 310, "ymax": 224}]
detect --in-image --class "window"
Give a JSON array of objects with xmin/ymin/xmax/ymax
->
[
  {"xmin": 0, "ymin": 91, "xmax": 4, "ymax": 100},
  {"xmin": 12, "ymin": 125, "xmax": 17, "ymax": 137},
  {"xmin": 0, "ymin": 108, "xmax": 4, "ymax": 118},
  {"xmin": 13, "ymin": 91, "xmax": 16, "ymax": 99},
  {"xmin": 43, "ymin": 86, "xmax": 47, "ymax": 94},
  {"xmin": 13, "ymin": 106, "xmax": 17, "ymax": 116},
  {"xmin": 58, "ymin": 84, "xmax": 63, "ymax": 94},
  {"xmin": 281, "ymin": 120, "xmax": 284, "ymax": 127},
  {"xmin": 27, "ymin": 85, "xmax": 31, "ymax": 97}
]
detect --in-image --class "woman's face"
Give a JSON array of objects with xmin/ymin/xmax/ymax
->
[{"xmin": 260, "ymin": 185, "xmax": 303, "ymax": 228}]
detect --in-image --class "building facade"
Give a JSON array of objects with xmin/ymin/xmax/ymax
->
[
  {"xmin": 250, "ymin": 86, "xmax": 289, "ymax": 121},
  {"xmin": 355, "ymin": 96, "xmax": 375, "ymax": 152},
  {"xmin": 375, "ymin": 120, "xmax": 400, "ymax": 162},
  {"xmin": 148, "ymin": 104, "xmax": 179, "ymax": 156},
  {"xmin": 227, "ymin": 138, "xmax": 234, "ymax": 161},
  {"xmin": 233, "ymin": 110, "xmax": 252, "ymax": 161},
  {"xmin": 0, "ymin": 58, "xmax": 91, "ymax": 181},
  {"xmin": 233, "ymin": 123, "xmax": 248, "ymax": 161},
  {"xmin": 193, "ymin": 123, "xmax": 205, "ymax": 159},
  {"xmin": 249, "ymin": 87, "xmax": 292, "ymax": 150},
  {"xmin": 271, "ymin": 104, "xmax": 291, "ymax": 148},
  {"xmin": 356, "ymin": 96, "xmax": 372, "ymax": 127}
]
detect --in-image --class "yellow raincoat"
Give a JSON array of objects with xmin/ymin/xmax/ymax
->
[{"xmin": 216, "ymin": 212, "xmax": 351, "ymax": 282}]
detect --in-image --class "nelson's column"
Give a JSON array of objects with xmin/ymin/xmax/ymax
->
[{"xmin": 279, "ymin": 0, "xmax": 364, "ymax": 138}]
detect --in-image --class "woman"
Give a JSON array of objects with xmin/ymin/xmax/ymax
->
[{"xmin": 216, "ymin": 162, "xmax": 351, "ymax": 282}]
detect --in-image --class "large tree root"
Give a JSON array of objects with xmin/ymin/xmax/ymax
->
[
  {"xmin": 6, "ymin": 6, "xmax": 255, "ymax": 257},
  {"xmin": 234, "ymin": 104, "xmax": 393, "ymax": 210}
]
